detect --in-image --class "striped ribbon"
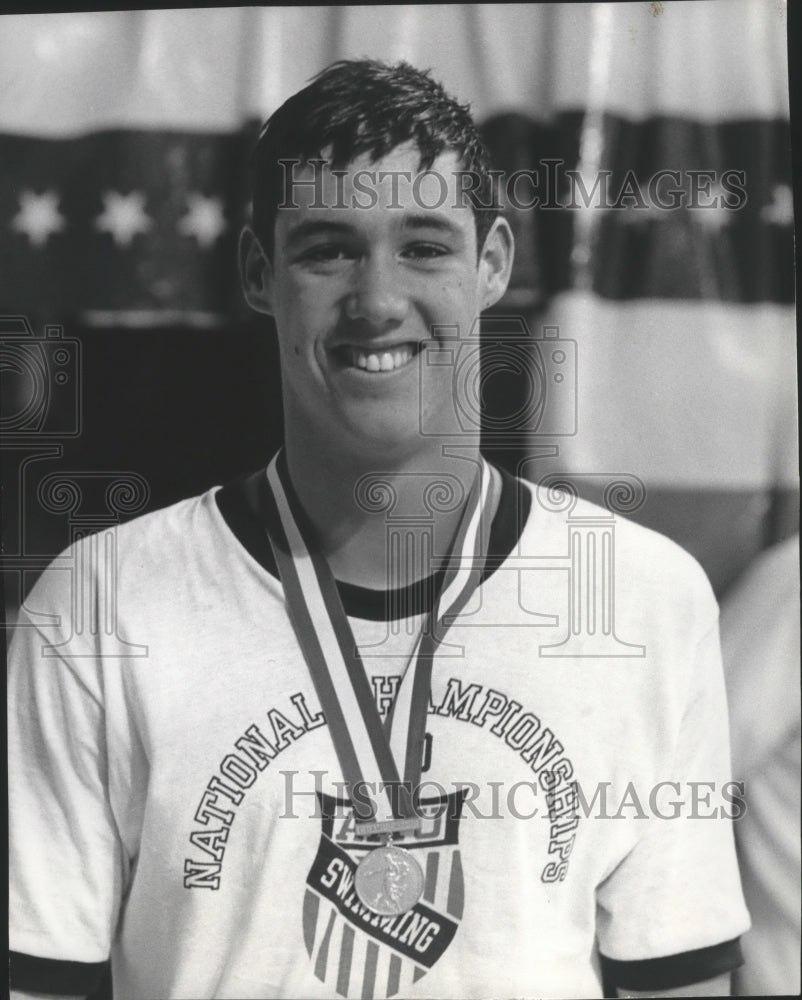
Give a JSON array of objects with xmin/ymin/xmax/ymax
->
[{"xmin": 260, "ymin": 450, "xmax": 498, "ymax": 829}]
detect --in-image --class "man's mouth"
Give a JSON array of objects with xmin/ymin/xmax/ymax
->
[{"xmin": 334, "ymin": 342, "xmax": 422, "ymax": 373}]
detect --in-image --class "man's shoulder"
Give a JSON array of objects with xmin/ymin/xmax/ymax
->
[
  {"xmin": 84, "ymin": 485, "xmax": 222, "ymax": 558},
  {"xmin": 24, "ymin": 486, "xmax": 224, "ymax": 611},
  {"xmin": 112, "ymin": 485, "xmax": 221, "ymax": 548},
  {"xmin": 515, "ymin": 475, "xmax": 717, "ymax": 613}
]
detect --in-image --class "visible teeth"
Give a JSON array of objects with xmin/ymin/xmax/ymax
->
[{"xmin": 346, "ymin": 344, "xmax": 416, "ymax": 372}]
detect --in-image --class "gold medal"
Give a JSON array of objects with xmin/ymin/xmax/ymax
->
[{"xmin": 354, "ymin": 843, "xmax": 425, "ymax": 916}]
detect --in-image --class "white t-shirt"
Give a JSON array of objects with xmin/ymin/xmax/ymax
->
[{"xmin": 9, "ymin": 468, "xmax": 749, "ymax": 999}]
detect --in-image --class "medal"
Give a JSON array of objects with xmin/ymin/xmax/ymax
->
[
  {"xmin": 354, "ymin": 841, "xmax": 425, "ymax": 916},
  {"xmin": 258, "ymin": 450, "xmax": 497, "ymax": 915}
]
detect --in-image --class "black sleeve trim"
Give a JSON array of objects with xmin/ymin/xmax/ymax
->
[
  {"xmin": 600, "ymin": 937, "xmax": 743, "ymax": 991},
  {"xmin": 9, "ymin": 951, "xmax": 109, "ymax": 995}
]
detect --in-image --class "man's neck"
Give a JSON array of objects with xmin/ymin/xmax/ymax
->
[{"xmin": 283, "ymin": 433, "xmax": 489, "ymax": 590}]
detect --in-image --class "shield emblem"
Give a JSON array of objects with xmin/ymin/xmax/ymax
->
[{"xmin": 303, "ymin": 789, "xmax": 466, "ymax": 998}]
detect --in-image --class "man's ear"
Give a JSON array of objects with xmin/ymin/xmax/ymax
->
[
  {"xmin": 478, "ymin": 216, "xmax": 515, "ymax": 311},
  {"xmin": 239, "ymin": 226, "xmax": 274, "ymax": 315}
]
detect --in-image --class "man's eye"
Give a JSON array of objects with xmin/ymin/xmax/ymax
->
[{"xmin": 403, "ymin": 243, "xmax": 449, "ymax": 260}]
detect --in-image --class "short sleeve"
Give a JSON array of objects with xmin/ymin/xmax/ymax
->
[
  {"xmin": 595, "ymin": 614, "xmax": 751, "ymax": 990},
  {"xmin": 8, "ymin": 582, "xmax": 125, "ymax": 991}
]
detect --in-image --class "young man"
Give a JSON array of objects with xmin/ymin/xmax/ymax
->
[{"xmin": 9, "ymin": 60, "xmax": 749, "ymax": 1000}]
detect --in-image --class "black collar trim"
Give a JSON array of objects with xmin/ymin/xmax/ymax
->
[{"xmin": 215, "ymin": 462, "xmax": 530, "ymax": 622}]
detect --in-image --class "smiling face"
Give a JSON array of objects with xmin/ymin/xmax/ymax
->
[{"xmin": 241, "ymin": 143, "xmax": 513, "ymax": 465}]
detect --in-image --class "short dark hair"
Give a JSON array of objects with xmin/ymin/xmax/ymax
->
[{"xmin": 251, "ymin": 59, "xmax": 500, "ymax": 258}]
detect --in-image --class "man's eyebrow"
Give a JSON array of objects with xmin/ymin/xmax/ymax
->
[
  {"xmin": 402, "ymin": 213, "xmax": 465, "ymax": 238},
  {"xmin": 283, "ymin": 220, "xmax": 356, "ymax": 244}
]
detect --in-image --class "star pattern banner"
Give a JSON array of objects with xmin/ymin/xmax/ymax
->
[
  {"xmin": 1, "ymin": 128, "xmax": 256, "ymax": 323},
  {"xmin": 1, "ymin": 116, "xmax": 793, "ymax": 323}
]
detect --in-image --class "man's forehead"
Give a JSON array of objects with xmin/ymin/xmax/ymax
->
[
  {"xmin": 296, "ymin": 141, "xmax": 462, "ymax": 177},
  {"xmin": 279, "ymin": 144, "xmax": 473, "ymax": 216}
]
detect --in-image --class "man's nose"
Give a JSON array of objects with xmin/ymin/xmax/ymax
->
[{"xmin": 344, "ymin": 256, "xmax": 408, "ymax": 328}]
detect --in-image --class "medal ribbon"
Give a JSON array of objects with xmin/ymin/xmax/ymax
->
[{"xmin": 259, "ymin": 449, "xmax": 497, "ymax": 827}]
